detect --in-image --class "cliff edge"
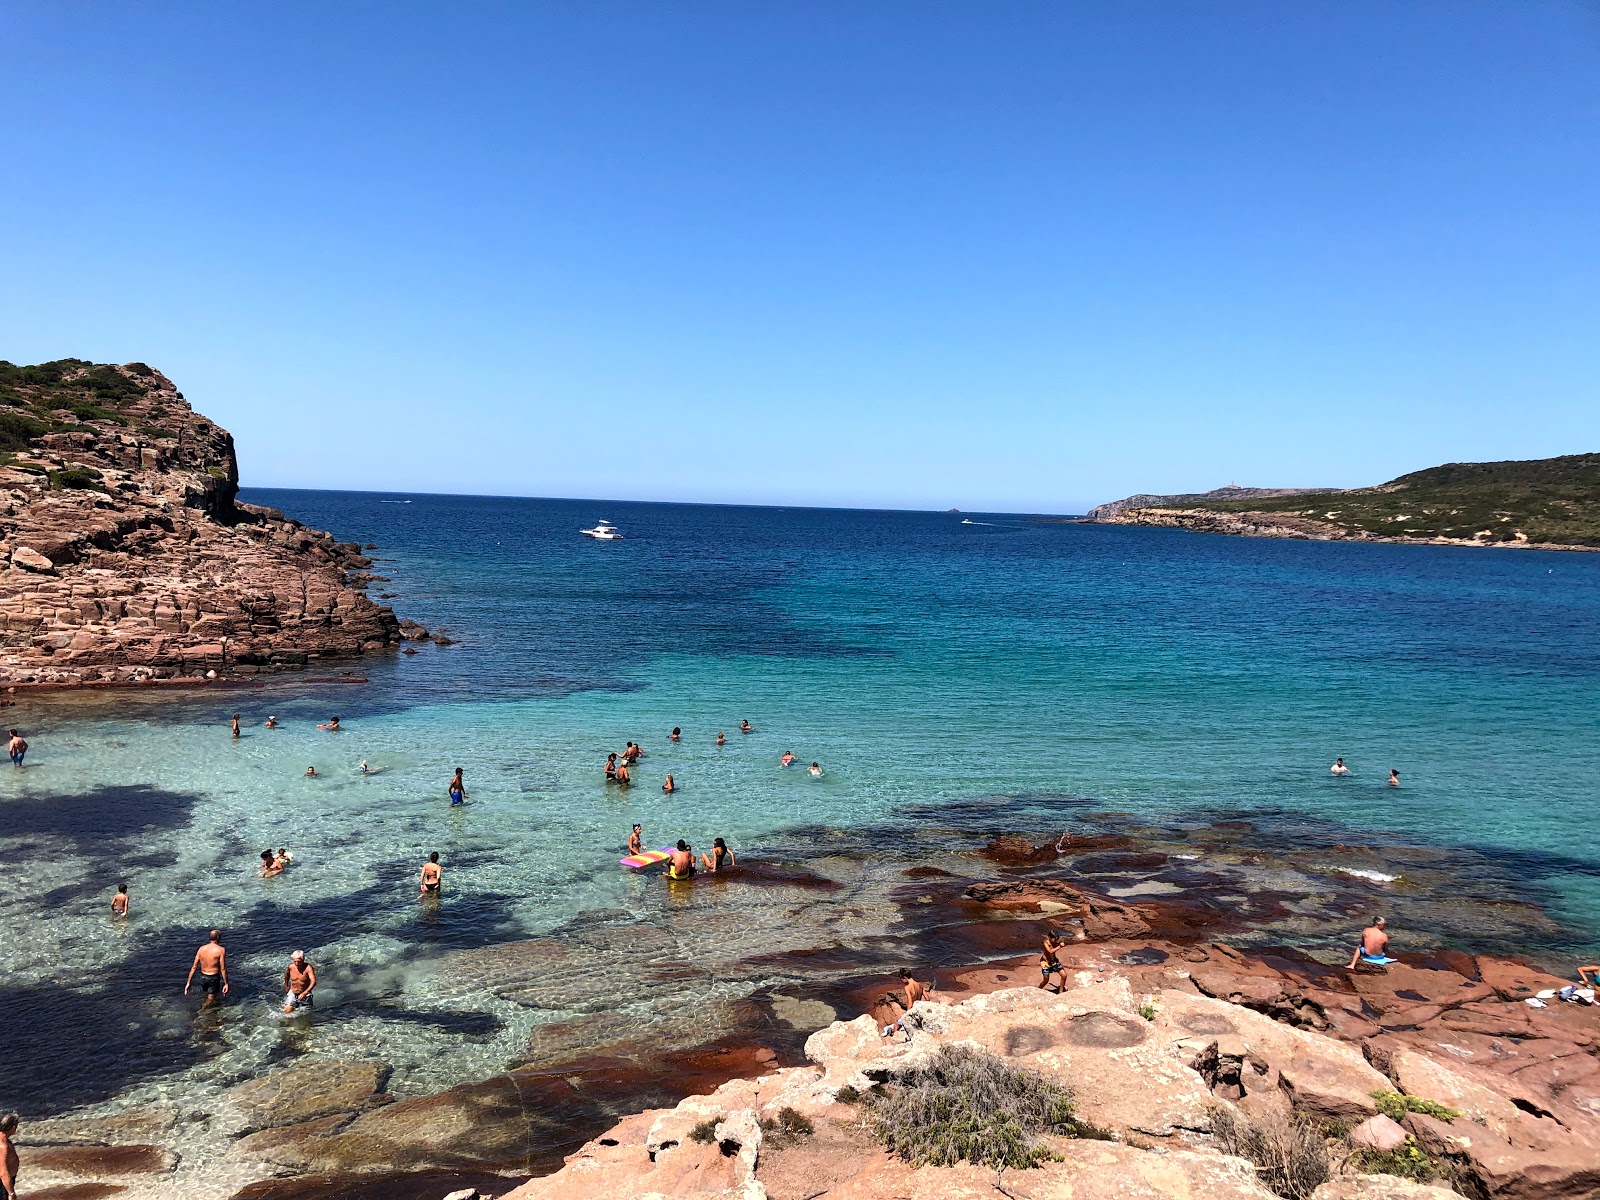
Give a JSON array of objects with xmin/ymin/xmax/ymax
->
[{"xmin": 0, "ymin": 359, "xmax": 413, "ymax": 685}]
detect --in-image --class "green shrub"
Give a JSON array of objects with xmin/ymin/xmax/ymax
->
[
  {"xmin": 71, "ymin": 403, "xmax": 130, "ymax": 426},
  {"xmin": 1139, "ymin": 1001, "xmax": 1159, "ymax": 1021},
  {"xmin": 835, "ymin": 1085, "xmax": 861, "ymax": 1104},
  {"xmin": 1371, "ymin": 1091, "xmax": 1460, "ymax": 1123},
  {"xmin": 0, "ymin": 411, "xmax": 47, "ymax": 451},
  {"xmin": 864, "ymin": 1044, "xmax": 1078, "ymax": 1171},
  {"xmin": 1349, "ymin": 1138, "xmax": 1441, "ymax": 1183},
  {"xmin": 1211, "ymin": 1105, "xmax": 1329, "ymax": 1200},
  {"xmin": 759, "ymin": 1106, "xmax": 815, "ymax": 1145},
  {"xmin": 49, "ymin": 466, "xmax": 105, "ymax": 491},
  {"xmin": 688, "ymin": 1117, "xmax": 719, "ymax": 1144}
]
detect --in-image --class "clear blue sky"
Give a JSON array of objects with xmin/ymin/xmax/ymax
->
[{"xmin": 2, "ymin": 3, "xmax": 1597, "ymax": 512}]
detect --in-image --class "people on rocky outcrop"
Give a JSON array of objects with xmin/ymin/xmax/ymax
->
[
  {"xmin": 184, "ymin": 929, "xmax": 228, "ymax": 1005},
  {"xmin": 1038, "ymin": 930, "xmax": 1066, "ymax": 992},
  {"xmin": 419, "ymin": 851, "xmax": 443, "ymax": 896},
  {"xmin": 111, "ymin": 882, "xmax": 129, "ymax": 916},
  {"xmin": 448, "ymin": 767, "xmax": 466, "ymax": 805},
  {"xmin": 0, "ymin": 1110, "xmax": 18, "ymax": 1200},
  {"xmin": 668, "ymin": 840, "xmax": 696, "ymax": 880},
  {"xmin": 1577, "ymin": 964, "xmax": 1599, "ymax": 987},
  {"xmin": 318, "ymin": 716, "xmax": 341, "ymax": 731},
  {"xmin": 701, "ymin": 837, "xmax": 735, "ymax": 873},
  {"xmin": 7, "ymin": 729, "xmax": 26, "ymax": 766},
  {"xmin": 1347, "ymin": 916, "xmax": 1394, "ymax": 969},
  {"xmin": 628, "ymin": 825, "xmax": 643, "ymax": 856},
  {"xmin": 231, "ymin": 713, "xmax": 241, "ymax": 739},
  {"xmin": 662, "ymin": 773, "xmax": 675, "ymax": 793},
  {"xmin": 260, "ymin": 849, "xmax": 285, "ymax": 878},
  {"xmin": 1330, "ymin": 757, "xmax": 1350, "ymax": 775},
  {"xmin": 1388, "ymin": 768, "xmax": 1400, "ymax": 786},
  {"xmin": 281, "ymin": 950, "xmax": 315, "ymax": 1014}
]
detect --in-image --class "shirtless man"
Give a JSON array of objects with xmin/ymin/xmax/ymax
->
[
  {"xmin": 185, "ymin": 929, "xmax": 229, "ymax": 1005},
  {"xmin": 7, "ymin": 729, "xmax": 26, "ymax": 767},
  {"xmin": 318, "ymin": 716, "xmax": 342, "ymax": 731},
  {"xmin": 628, "ymin": 825, "xmax": 643, "ymax": 857},
  {"xmin": 622, "ymin": 741, "xmax": 642, "ymax": 764},
  {"xmin": 111, "ymin": 883, "xmax": 129, "ymax": 916},
  {"xmin": 715, "ymin": 731, "xmax": 726, "ymax": 746},
  {"xmin": 282, "ymin": 950, "xmax": 316, "ymax": 1013},
  {"xmin": 419, "ymin": 851, "xmax": 443, "ymax": 896},
  {"xmin": 448, "ymin": 768, "xmax": 466, "ymax": 805},
  {"xmin": 615, "ymin": 761, "xmax": 630, "ymax": 786},
  {"xmin": 1348, "ymin": 917, "xmax": 1392, "ymax": 969},
  {"xmin": 880, "ymin": 970, "xmax": 930, "ymax": 1037},
  {"xmin": 1330, "ymin": 757, "xmax": 1350, "ymax": 776},
  {"xmin": 231, "ymin": 713, "xmax": 241, "ymax": 739},
  {"xmin": 1, "ymin": 1111, "xmax": 19, "ymax": 1200},
  {"xmin": 668, "ymin": 839, "xmax": 696, "ymax": 880},
  {"xmin": 1037, "ymin": 930, "xmax": 1066, "ymax": 993},
  {"xmin": 780, "ymin": 751, "xmax": 796, "ymax": 767}
]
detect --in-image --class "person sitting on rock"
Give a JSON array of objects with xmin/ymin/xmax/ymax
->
[
  {"xmin": 879, "ymin": 970, "xmax": 931, "ymax": 1038},
  {"xmin": 1348, "ymin": 916, "xmax": 1395, "ymax": 969}
]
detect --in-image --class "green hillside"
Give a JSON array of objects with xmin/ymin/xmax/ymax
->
[{"xmin": 1193, "ymin": 453, "xmax": 1600, "ymax": 547}]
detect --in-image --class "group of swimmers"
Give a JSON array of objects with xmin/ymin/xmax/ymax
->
[
  {"xmin": 628, "ymin": 823, "xmax": 736, "ymax": 880},
  {"xmin": 604, "ymin": 724, "xmax": 825, "ymax": 794},
  {"xmin": 1330, "ymin": 757, "xmax": 1401, "ymax": 787}
]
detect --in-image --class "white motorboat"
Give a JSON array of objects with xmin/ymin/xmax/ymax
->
[{"xmin": 581, "ymin": 521, "xmax": 623, "ymax": 540}]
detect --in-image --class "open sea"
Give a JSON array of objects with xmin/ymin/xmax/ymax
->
[{"xmin": 3, "ymin": 490, "xmax": 1599, "ymax": 1189}]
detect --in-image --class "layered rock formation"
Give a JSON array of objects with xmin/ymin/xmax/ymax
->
[{"xmin": 0, "ymin": 359, "xmax": 414, "ymax": 684}]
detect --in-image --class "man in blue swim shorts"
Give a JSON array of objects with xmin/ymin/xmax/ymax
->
[{"xmin": 1348, "ymin": 916, "xmax": 1394, "ymax": 969}]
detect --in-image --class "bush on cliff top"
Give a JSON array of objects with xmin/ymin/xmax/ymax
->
[
  {"xmin": 864, "ymin": 1044, "xmax": 1078, "ymax": 1171},
  {"xmin": 1371, "ymin": 1090, "xmax": 1460, "ymax": 1123},
  {"xmin": 1210, "ymin": 1105, "xmax": 1329, "ymax": 1200}
]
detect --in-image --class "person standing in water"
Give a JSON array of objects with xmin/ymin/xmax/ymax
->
[
  {"xmin": 448, "ymin": 768, "xmax": 466, "ymax": 805},
  {"xmin": 662, "ymin": 773, "xmax": 676, "ymax": 794},
  {"xmin": 628, "ymin": 825, "xmax": 643, "ymax": 856},
  {"xmin": 715, "ymin": 731, "xmax": 726, "ymax": 746},
  {"xmin": 318, "ymin": 716, "xmax": 341, "ymax": 731},
  {"xmin": 670, "ymin": 727, "xmax": 681, "ymax": 742},
  {"xmin": 420, "ymin": 851, "xmax": 442, "ymax": 896},
  {"xmin": 7, "ymin": 729, "xmax": 26, "ymax": 767},
  {"xmin": 1330, "ymin": 757, "xmax": 1350, "ymax": 776},
  {"xmin": 264, "ymin": 715, "xmax": 278, "ymax": 728},
  {"xmin": 281, "ymin": 950, "xmax": 316, "ymax": 1014},
  {"xmin": 739, "ymin": 720, "xmax": 753, "ymax": 734},
  {"xmin": 615, "ymin": 761, "xmax": 630, "ymax": 786},
  {"xmin": 185, "ymin": 929, "xmax": 229, "ymax": 1005},
  {"xmin": 1, "ymin": 1111, "xmax": 19, "ymax": 1200},
  {"xmin": 809, "ymin": 762, "xmax": 823, "ymax": 777},
  {"xmin": 111, "ymin": 883, "xmax": 129, "ymax": 916},
  {"xmin": 1388, "ymin": 769, "xmax": 1400, "ymax": 787},
  {"xmin": 230, "ymin": 713, "xmax": 241, "ymax": 739},
  {"xmin": 604, "ymin": 753, "xmax": 618, "ymax": 781}
]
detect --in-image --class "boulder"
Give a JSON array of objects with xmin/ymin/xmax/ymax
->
[
  {"xmin": 1311, "ymin": 1177, "xmax": 1466, "ymax": 1200},
  {"xmin": 11, "ymin": 546, "xmax": 55, "ymax": 573},
  {"xmin": 1390, "ymin": 1050, "xmax": 1525, "ymax": 1140},
  {"xmin": 1348, "ymin": 1114, "xmax": 1410, "ymax": 1153}
]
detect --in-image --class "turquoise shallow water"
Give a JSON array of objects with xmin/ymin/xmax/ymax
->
[{"xmin": 2, "ymin": 490, "xmax": 1598, "ymax": 1142}]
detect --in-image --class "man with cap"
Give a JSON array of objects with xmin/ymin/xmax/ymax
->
[{"xmin": 282, "ymin": 950, "xmax": 316, "ymax": 1014}]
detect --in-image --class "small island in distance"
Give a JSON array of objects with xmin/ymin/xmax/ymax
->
[{"xmin": 1086, "ymin": 453, "xmax": 1600, "ymax": 551}]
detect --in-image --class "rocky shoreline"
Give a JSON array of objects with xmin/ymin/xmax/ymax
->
[
  {"xmin": 1091, "ymin": 507, "xmax": 1599, "ymax": 553},
  {"xmin": 14, "ymin": 832, "xmax": 1596, "ymax": 1200},
  {"xmin": 0, "ymin": 360, "xmax": 425, "ymax": 686}
]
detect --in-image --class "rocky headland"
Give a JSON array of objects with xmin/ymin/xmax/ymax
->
[
  {"xmin": 0, "ymin": 359, "xmax": 422, "ymax": 685},
  {"xmin": 1085, "ymin": 455, "xmax": 1600, "ymax": 552}
]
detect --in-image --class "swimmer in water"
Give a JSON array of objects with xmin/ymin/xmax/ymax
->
[
  {"xmin": 780, "ymin": 751, "xmax": 797, "ymax": 767},
  {"xmin": 662, "ymin": 773, "xmax": 675, "ymax": 794},
  {"xmin": 305, "ymin": 766, "xmax": 317, "ymax": 778},
  {"xmin": 622, "ymin": 741, "xmax": 642, "ymax": 764},
  {"xmin": 604, "ymin": 753, "xmax": 618, "ymax": 781},
  {"xmin": 318, "ymin": 716, "xmax": 341, "ymax": 731},
  {"xmin": 715, "ymin": 731, "xmax": 726, "ymax": 746},
  {"xmin": 276, "ymin": 848, "xmax": 293, "ymax": 866},
  {"xmin": 628, "ymin": 824, "xmax": 643, "ymax": 856},
  {"xmin": 670, "ymin": 727, "xmax": 681, "ymax": 742},
  {"xmin": 1388, "ymin": 769, "xmax": 1400, "ymax": 787},
  {"xmin": 809, "ymin": 762, "xmax": 822, "ymax": 777},
  {"xmin": 419, "ymin": 851, "xmax": 442, "ymax": 896},
  {"xmin": 701, "ymin": 837, "xmax": 735, "ymax": 873},
  {"xmin": 448, "ymin": 768, "xmax": 466, "ymax": 805},
  {"xmin": 230, "ymin": 713, "xmax": 241, "ymax": 739},
  {"xmin": 260, "ymin": 849, "xmax": 285, "ymax": 878},
  {"xmin": 667, "ymin": 839, "xmax": 696, "ymax": 880},
  {"xmin": 359, "ymin": 759, "xmax": 371, "ymax": 775},
  {"xmin": 264, "ymin": 715, "xmax": 278, "ymax": 729},
  {"xmin": 1331, "ymin": 757, "xmax": 1350, "ymax": 776},
  {"xmin": 740, "ymin": 720, "xmax": 753, "ymax": 734},
  {"xmin": 111, "ymin": 882, "xmax": 129, "ymax": 916}
]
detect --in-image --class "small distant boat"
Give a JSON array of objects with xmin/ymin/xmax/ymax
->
[{"xmin": 581, "ymin": 521, "xmax": 623, "ymax": 540}]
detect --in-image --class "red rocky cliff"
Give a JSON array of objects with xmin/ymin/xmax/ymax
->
[{"xmin": 0, "ymin": 359, "xmax": 408, "ymax": 684}]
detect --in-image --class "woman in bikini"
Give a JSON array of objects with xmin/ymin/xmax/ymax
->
[{"xmin": 700, "ymin": 837, "xmax": 735, "ymax": 873}]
